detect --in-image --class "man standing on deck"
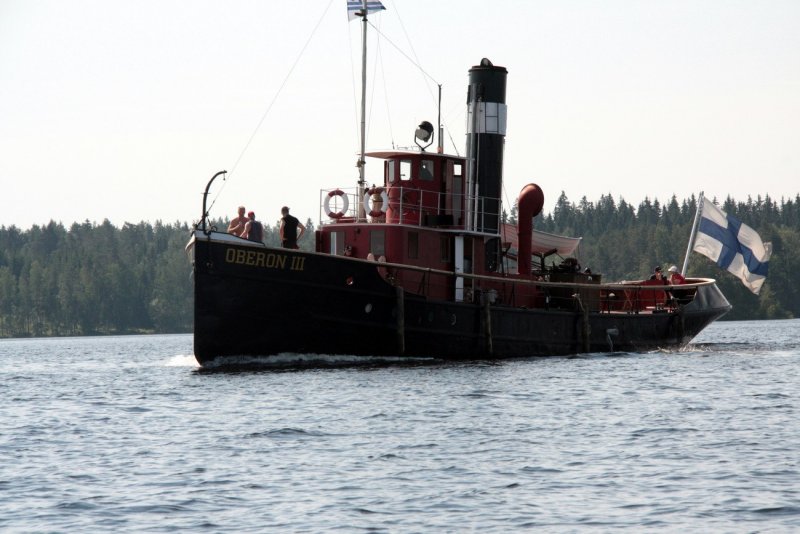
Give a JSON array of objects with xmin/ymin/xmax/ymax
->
[
  {"xmin": 280, "ymin": 206, "xmax": 305, "ymax": 249},
  {"xmin": 227, "ymin": 206, "xmax": 248, "ymax": 237},
  {"xmin": 243, "ymin": 211, "xmax": 264, "ymax": 243}
]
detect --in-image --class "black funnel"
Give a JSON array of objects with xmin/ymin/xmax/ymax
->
[{"xmin": 466, "ymin": 58, "xmax": 507, "ymax": 233}]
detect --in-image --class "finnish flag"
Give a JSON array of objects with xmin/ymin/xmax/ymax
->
[
  {"xmin": 347, "ymin": 0, "xmax": 386, "ymax": 21},
  {"xmin": 693, "ymin": 195, "xmax": 771, "ymax": 294}
]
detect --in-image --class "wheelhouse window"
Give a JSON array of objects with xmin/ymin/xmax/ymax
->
[
  {"xmin": 387, "ymin": 159, "xmax": 395, "ymax": 184},
  {"xmin": 370, "ymin": 230, "xmax": 386, "ymax": 257},
  {"xmin": 420, "ymin": 160, "xmax": 434, "ymax": 181},
  {"xmin": 408, "ymin": 232, "xmax": 419, "ymax": 259},
  {"xmin": 400, "ymin": 160, "xmax": 412, "ymax": 181}
]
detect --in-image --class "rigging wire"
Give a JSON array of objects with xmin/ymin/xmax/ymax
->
[
  {"xmin": 366, "ymin": 21, "xmax": 439, "ymax": 86},
  {"xmin": 207, "ymin": 0, "xmax": 335, "ymax": 215},
  {"xmin": 348, "ymin": 16, "xmax": 360, "ymax": 154},
  {"xmin": 442, "ymin": 104, "xmax": 466, "ymax": 156},
  {"xmin": 384, "ymin": 0, "xmax": 463, "ymax": 154},
  {"xmin": 351, "ymin": 3, "xmax": 456, "ymax": 161},
  {"xmin": 446, "ymin": 128, "xmax": 461, "ymax": 156},
  {"xmin": 368, "ymin": 18, "xmax": 456, "ymax": 153},
  {"xmin": 366, "ymin": 17, "xmax": 384, "ymax": 151},
  {"xmin": 385, "ymin": 1, "xmax": 436, "ymax": 101},
  {"xmin": 378, "ymin": 38, "xmax": 396, "ymax": 149}
]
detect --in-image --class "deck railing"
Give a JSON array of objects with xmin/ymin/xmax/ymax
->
[
  {"xmin": 319, "ymin": 187, "xmax": 502, "ymax": 233},
  {"xmin": 322, "ymin": 249, "xmax": 709, "ymax": 313},
  {"xmin": 192, "ymin": 230, "xmax": 710, "ymax": 314}
]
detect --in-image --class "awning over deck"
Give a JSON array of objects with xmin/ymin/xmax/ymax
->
[{"xmin": 499, "ymin": 223, "xmax": 581, "ymax": 257}]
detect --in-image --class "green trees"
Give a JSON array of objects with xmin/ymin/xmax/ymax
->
[
  {"xmin": 0, "ymin": 220, "xmax": 193, "ymax": 337},
  {"xmin": 149, "ymin": 225, "xmax": 194, "ymax": 332},
  {"xmin": 0, "ymin": 193, "xmax": 798, "ymax": 338}
]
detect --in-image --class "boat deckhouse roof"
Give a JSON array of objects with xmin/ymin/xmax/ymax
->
[{"xmin": 365, "ymin": 150, "xmax": 464, "ymax": 161}]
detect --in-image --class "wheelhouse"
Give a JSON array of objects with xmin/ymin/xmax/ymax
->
[{"xmin": 317, "ymin": 150, "xmax": 510, "ymax": 301}]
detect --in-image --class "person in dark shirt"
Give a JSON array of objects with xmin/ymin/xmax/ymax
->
[
  {"xmin": 280, "ymin": 206, "xmax": 305, "ymax": 249},
  {"xmin": 649, "ymin": 265, "xmax": 666, "ymax": 284},
  {"xmin": 243, "ymin": 211, "xmax": 263, "ymax": 243}
]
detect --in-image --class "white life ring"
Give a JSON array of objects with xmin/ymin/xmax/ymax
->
[
  {"xmin": 324, "ymin": 189, "xmax": 349, "ymax": 219},
  {"xmin": 363, "ymin": 187, "xmax": 389, "ymax": 218}
]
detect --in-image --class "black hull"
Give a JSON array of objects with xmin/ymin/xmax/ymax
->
[{"xmin": 191, "ymin": 233, "xmax": 731, "ymax": 366}]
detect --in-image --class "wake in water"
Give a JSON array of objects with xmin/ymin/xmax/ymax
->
[
  {"xmin": 164, "ymin": 354, "xmax": 200, "ymax": 367},
  {"xmin": 192, "ymin": 352, "xmax": 447, "ymax": 372},
  {"xmin": 175, "ymin": 349, "xmax": 703, "ymax": 371},
  {"xmin": 684, "ymin": 341, "xmax": 800, "ymax": 356}
]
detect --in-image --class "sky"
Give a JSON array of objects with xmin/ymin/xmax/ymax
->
[{"xmin": 1, "ymin": 0, "xmax": 799, "ymax": 230}]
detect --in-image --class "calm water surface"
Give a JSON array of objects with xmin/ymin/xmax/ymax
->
[{"xmin": 1, "ymin": 320, "xmax": 799, "ymax": 532}]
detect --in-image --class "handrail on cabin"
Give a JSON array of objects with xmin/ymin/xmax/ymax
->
[
  {"xmin": 318, "ymin": 186, "xmax": 503, "ymax": 233},
  {"xmin": 320, "ymin": 248, "xmax": 715, "ymax": 292}
]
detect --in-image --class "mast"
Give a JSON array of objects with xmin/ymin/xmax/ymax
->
[
  {"xmin": 681, "ymin": 192, "xmax": 704, "ymax": 276},
  {"xmin": 437, "ymin": 84, "xmax": 443, "ymax": 153},
  {"xmin": 357, "ymin": 0, "xmax": 368, "ymax": 220}
]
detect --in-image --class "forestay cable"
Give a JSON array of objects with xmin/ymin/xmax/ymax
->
[{"xmin": 207, "ymin": 0, "xmax": 335, "ymax": 215}]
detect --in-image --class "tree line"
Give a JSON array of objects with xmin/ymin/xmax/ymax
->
[
  {"xmin": 0, "ymin": 216, "xmax": 314, "ymax": 338},
  {"xmin": 1, "ymin": 193, "xmax": 798, "ymax": 338}
]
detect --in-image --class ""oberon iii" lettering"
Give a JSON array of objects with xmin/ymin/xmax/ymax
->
[{"xmin": 224, "ymin": 248, "xmax": 305, "ymax": 271}]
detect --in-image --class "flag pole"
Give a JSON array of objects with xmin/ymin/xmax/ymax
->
[
  {"xmin": 681, "ymin": 192, "xmax": 704, "ymax": 276},
  {"xmin": 357, "ymin": 0, "xmax": 368, "ymax": 221}
]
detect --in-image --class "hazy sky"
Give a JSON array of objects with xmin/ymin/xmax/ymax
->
[{"xmin": 2, "ymin": 0, "xmax": 798, "ymax": 229}]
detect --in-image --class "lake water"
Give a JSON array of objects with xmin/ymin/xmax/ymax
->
[{"xmin": 1, "ymin": 319, "xmax": 799, "ymax": 532}]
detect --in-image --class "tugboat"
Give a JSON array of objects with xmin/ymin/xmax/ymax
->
[{"xmin": 186, "ymin": 12, "xmax": 730, "ymax": 367}]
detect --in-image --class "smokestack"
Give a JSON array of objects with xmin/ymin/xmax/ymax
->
[{"xmin": 466, "ymin": 58, "xmax": 507, "ymax": 233}]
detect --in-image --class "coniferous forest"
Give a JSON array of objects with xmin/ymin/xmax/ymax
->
[
  {"xmin": 1, "ymin": 193, "xmax": 798, "ymax": 338},
  {"xmin": 0, "ymin": 217, "xmax": 314, "ymax": 338}
]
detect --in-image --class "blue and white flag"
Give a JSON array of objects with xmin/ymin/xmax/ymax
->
[
  {"xmin": 693, "ymin": 195, "xmax": 772, "ymax": 294},
  {"xmin": 347, "ymin": 0, "xmax": 386, "ymax": 21}
]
